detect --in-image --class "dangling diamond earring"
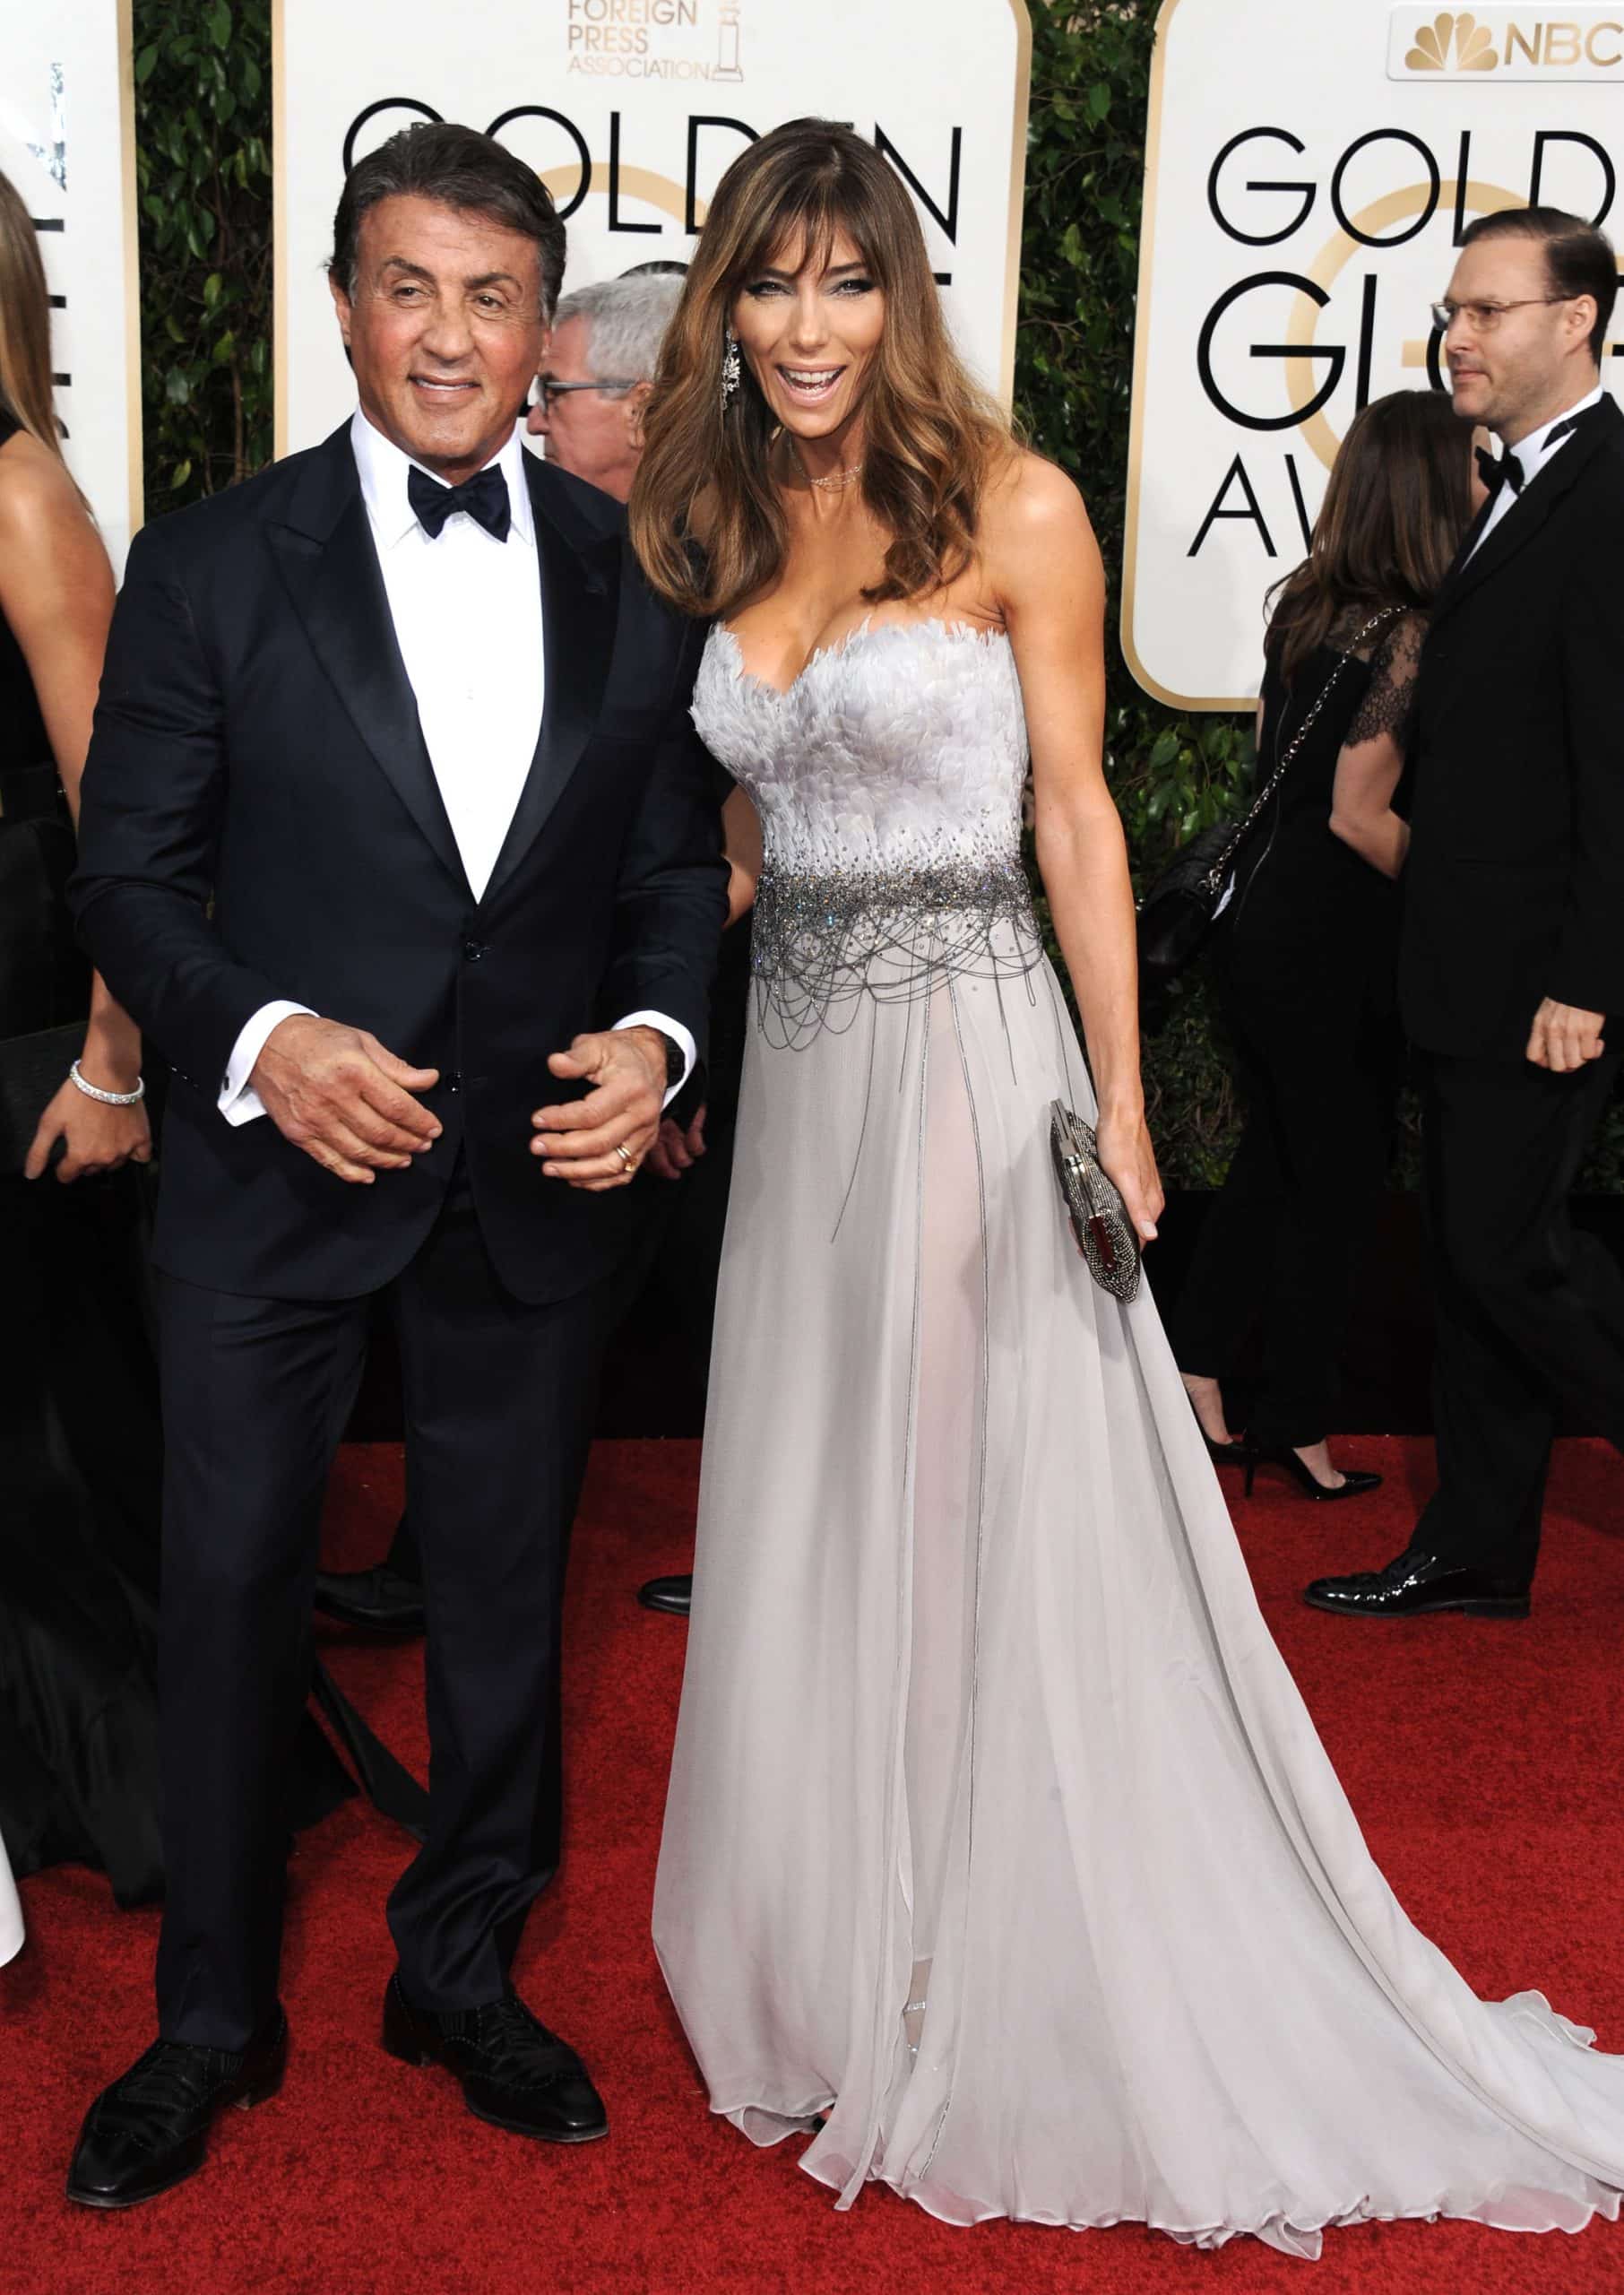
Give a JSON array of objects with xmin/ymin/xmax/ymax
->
[{"xmin": 720, "ymin": 326, "xmax": 741, "ymax": 414}]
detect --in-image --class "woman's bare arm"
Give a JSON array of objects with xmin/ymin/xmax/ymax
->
[
  {"xmin": 989, "ymin": 454, "xmax": 1162, "ymax": 1243},
  {"xmin": 1328, "ymin": 729, "xmax": 1409, "ymax": 879},
  {"xmin": 0, "ymin": 439, "xmax": 151, "ymax": 1177},
  {"xmin": 0, "ymin": 444, "xmax": 116, "ymax": 789},
  {"xmin": 1326, "ymin": 611, "xmax": 1422, "ymax": 882}
]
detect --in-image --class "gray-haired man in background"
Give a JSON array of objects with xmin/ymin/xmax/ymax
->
[{"xmin": 527, "ymin": 270, "xmax": 684, "ymax": 504}]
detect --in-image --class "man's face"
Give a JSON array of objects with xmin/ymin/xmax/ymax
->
[
  {"xmin": 331, "ymin": 195, "xmax": 549, "ymax": 482},
  {"xmin": 1441, "ymin": 236, "xmax": 1592, "ymax": 443},
  {"xmin": 526, "ymin": 316, "xmax": 650, "ymax": 502}
]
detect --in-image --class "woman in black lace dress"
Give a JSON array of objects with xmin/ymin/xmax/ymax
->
[{"xmin": 1172, "ymin": 389, "xmax": 1476, "ymax": 1497}]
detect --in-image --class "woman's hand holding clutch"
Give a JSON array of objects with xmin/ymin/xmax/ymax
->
[{"xmin": 1094, "ymin": 1106, "xmax": 1163, "ymax": 1246}]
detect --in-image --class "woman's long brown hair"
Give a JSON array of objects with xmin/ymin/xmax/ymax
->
[
  {"xmin": 0, "ymin": 168, "xmax": 66, "ymax": 458},
  {"xmin": 629, "ymin": 119, "xmax": 1010, "ymax": 619},
  {"xmin": 1266, "ymin": 387, "xmax": 1473, "ymax": 685}
]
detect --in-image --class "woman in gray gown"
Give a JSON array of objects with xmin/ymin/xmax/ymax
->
[{"xmin": 630, "ymin": 120, "xmax": 1624, "ymax": 2256}]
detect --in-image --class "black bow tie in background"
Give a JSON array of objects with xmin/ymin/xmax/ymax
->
[
  {"xmin": 1473, "ymin": 412, "xmax": 1582, "ymax": 503},
  {"xmin": 407, "ymin": 462, "xmax": 511, "ymax": 541}
]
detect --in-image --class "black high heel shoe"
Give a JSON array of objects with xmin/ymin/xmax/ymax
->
[
  {"xmin": 1182, "ymin": 1383, "xmax": 1256, "ymax": 1469},
  {"xmin": 1200, "ymin": 1429, "xmax": 1258, "ymax": 1469},
  {"xmin": 1243, "ymin": 1447, "xmax": 1381, "ymax": 1502}
]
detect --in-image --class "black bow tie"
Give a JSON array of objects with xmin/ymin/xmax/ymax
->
[
  {"xmin": 1475, "ymin": 444, "xmax": 1523, "ymax": 499},
  {"xmin": 1473, "ymin": 413, "xmax": 1583, "ymax": 502},
  {"xmin": 407, "ymin": 462, "xmax": 511, "ymax": 541}
]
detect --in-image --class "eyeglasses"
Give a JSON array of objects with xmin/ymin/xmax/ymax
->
[
  {"xmin": 1430, "ymin": 296, "xmax": 1573, "ymax": 333},
  {"xmin": 533, "ymin": 377, "xmax": 639, "ymax": 411}
]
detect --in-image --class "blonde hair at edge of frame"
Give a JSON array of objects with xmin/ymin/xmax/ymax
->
[
  {"xmin": 628, "ymin": 117, "xmax": 1013, "ymax": 622},
  {"xmin": 0, "ymin": 168, "xmax": 73, "ymax": 468}
]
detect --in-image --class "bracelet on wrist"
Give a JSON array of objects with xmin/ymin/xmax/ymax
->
[{"xmin": 69, "ymin": 1060, "xmax": 145, "ymax": 1108}]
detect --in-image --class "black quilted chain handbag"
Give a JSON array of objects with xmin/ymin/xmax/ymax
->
[{"xmin": 1134, "ymin": 605, "xmax": 1402, "ymax": 992}]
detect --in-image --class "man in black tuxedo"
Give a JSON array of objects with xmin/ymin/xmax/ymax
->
[
  {"xmin": 1307, "ymin": 207, "xmax": 1624, "ymax": 1621},
  {"xmin": 64, "ymin": 124, "xmax": 725, "ymax": 2207}
]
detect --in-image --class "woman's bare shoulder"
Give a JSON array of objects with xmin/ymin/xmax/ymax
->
[
  {"xmin": 978, "ymin": 449, "xmax": 1101, "ymax": 617},
  {"xmin": 979, "ymin": 448, "xmax": 1098, "ymax": 570},
  {"xmin": 0, "ymin": 432, "xmax": 102, "ymax": 557},
  {"xmin": 0, "ymin": 435, "xmax": 113, "ymax": 630}
]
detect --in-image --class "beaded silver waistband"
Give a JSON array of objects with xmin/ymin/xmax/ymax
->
[{"xmin": 751, "ymin": 853, "xmax": 1042, "ymax": 1044}]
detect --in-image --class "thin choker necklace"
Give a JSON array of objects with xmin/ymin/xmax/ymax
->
[
  {"xmin": 787, "ymin": 439, "xmax": 863, "ymax": 493},
  {"xmin": 808, "ymin": 463, "xmax": 863, "ymax": 492}
]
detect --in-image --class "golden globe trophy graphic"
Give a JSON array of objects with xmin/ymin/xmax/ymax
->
[
  {"xmin": 1405, "ymin": 13, "xmax": 1499, "ymax": 71},
  {"xmin": 716, "ymin": 0, "xmax": 742, "ymax": 81}
]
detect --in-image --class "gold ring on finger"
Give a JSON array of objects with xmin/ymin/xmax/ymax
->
[{"xmin": 615, "ymin": 1143, "xmax": 635, "ymax": 1171}]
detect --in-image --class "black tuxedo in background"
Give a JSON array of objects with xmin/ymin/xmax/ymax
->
[
  {"xmin": 72, "ymin": 424, "xmax": 727, "ymax": 2048},
  {"xmin": 1400, "ymin": 392, "xmax": 1624, "ymax": 1580}
]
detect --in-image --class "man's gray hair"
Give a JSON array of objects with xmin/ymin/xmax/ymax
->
[{"xmin": 552, "ymin": 273, "xmax": 685, "ymax": 387}]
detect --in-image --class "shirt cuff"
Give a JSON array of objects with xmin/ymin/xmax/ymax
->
[
  {"xmin": 613, "ymin": 1010, "xmax": 695, "ymax": 1108},
  {"xmin": 219, "ymin": 1000, "xmax": 315, "ymax": 1126}
]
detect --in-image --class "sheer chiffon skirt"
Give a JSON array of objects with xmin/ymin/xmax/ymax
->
[
  {"xmin": 652, "ymin": 932, "xmax": 1624, "ymax": 2257},
  {"xmin": 0, "ymin": 1837, "xmax": 21, "ymax": 1966}
]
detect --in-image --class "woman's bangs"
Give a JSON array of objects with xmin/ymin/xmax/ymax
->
[{"xmin": 728, "ymin": 178, "xmax": 872, "ymax": 293}]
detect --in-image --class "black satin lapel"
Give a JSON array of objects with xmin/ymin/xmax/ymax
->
[
  {"xmin": 481, "ymin": 488, "xmax": 619, "ymax": 905},
  {"xmin": 1432, "ymin": 411, "xmax": 1611, "ymax": 627},
  {"xmin": 267, "ymin": 498, "xmax": 471, "ymax": 897},
  {"xmin": 1430, "ymin": 495, "xmax": 1495, "ymax": 620}
]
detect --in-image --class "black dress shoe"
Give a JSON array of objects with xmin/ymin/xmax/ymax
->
[
  {"xmin": 313, "ymin": 1564, "xmax": 427, "ymax": 1636},
  {"xmin": 382, "ymin": 1973, "xmax": 607, "ymax": 2143},
  {"xmin": 66, "ymin": 2008, "xmax": 288, "ymax": 2209},
  {"xmin": 1303, "ymin": 1546, "xmax": 1531, "ymax": 1619},
  {"xmin": 637, "ymin": 1573, "xmax": 692, "ymax": 1615}
]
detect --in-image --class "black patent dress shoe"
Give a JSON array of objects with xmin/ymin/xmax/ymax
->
[
  {"xmin": 66, "ymin": 2008, "xmax": 288, "ymax": 2209},
  {"xmin": 1303, "ymin": 1546, "xmax": 1531, "ymax": 1619},
  {"xmin": 637, "ymin": 1573, "xmax": 692, "ymax": 1615},
  {"xmin": 313, "ymin": 1564, "xmax": 427, "ymax": 1636},
  {"xmin": 382, "ymin": 1974, "xmax": 608, "ymax": 2143}
]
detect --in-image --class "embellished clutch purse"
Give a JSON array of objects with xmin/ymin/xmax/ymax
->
[{"xmin": 1049, "ymin": 1100, "xmax": 1142, "ymax": 1303}]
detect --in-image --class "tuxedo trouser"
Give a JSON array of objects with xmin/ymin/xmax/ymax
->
[
  {"xmin": 153, "ymin": 1170, "xmax": 625, "ymax": 2050},
  {"xmin": 1414, "ymin": 1045, "xmax": 1624, "ymax": 1580}
]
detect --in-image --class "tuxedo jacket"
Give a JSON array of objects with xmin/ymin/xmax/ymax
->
[
  {"xmin": 72, "ymin": 423, "xmax": 728, "ymax": 1303},
  {"xmin": 1400, "ymin": 394, "xmax": 1624, "ymax": 1061}
]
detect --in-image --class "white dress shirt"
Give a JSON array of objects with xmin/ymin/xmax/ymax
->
[
  {"xmin": 220, "ymin": 410, "xmax": 693, "ymax": 1122},
  {"xmin": 1466, "ymin": 382, "xmax": 1605, "ymax": 561}
]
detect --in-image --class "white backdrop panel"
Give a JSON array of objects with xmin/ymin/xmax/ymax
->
[
  {"xmin": 1125, "ymin": 0, "xmax": 1624, "ymax": 710},
  {"xmin": 275, "ymin": 0, "xmax": 1031, "ymax": 455},
  {"xmin": 0, "ymin": 0, "xmax": 142, "ymax": 571}
]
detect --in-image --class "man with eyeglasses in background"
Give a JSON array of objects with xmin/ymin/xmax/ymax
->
[
  {"xmin": 1308, "ymin": 206, "xmax": 1624, "ymax": 1624},
  {"xmin": 527, "ymin": 269, "xmax": 683, "ymax": 502}
]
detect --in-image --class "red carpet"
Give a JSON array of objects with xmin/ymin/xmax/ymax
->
[{"xmin": 5, "ymin": 1434, "xmax": 1624, "ymax": 2293}]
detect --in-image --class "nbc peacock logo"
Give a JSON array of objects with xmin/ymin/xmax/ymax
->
[{"xmin": 1404, "ymin": 11, "xmax": 1500, "ymax": 69}]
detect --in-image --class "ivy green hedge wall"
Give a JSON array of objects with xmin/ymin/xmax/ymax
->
[{"xmin": 127, "ymin": 0, "xmax": 1622, "ymax": 1188}]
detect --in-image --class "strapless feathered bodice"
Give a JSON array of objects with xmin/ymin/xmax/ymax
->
[
  {"xmin": 693, "ymin": 619, "xmax": 1029, "ymax": 874},
  {"xmin": 691, "ymin": 619, "xmax": 1040, "ymax": 1040}
]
